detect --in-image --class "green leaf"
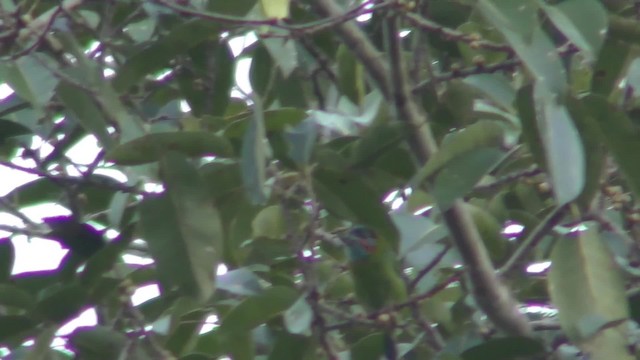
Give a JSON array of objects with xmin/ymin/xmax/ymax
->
[
  {"xmin": 106, "ymin": 131, "xmax": 233, "ymax": 165},
  {"xmin": 283, "ymin": 295, "xmax": 313, "ymax": 335},
  {"xmin": 139, "ymin": 152, "xmax": 222, "ymax": 301},
  {"xmin": 0, "ymin": 55, "xmax": 58, "ymax": 115},
  {"xmin": 0, "ymin": 315, "xmax": 37, "ymax": 342},
  {"xmin": 284, "ymin": 117, "xmax": 317, "ymax": 167},
  {"xmin": 259, "ymin": 0, "xmax": 290, "ymax": 19},
  {"xmin": 69, "ymin": 326, "xmax": 128, "ymax": 360},
  {"xmin": 350, "ymin": 123, "xmax": 405, "ymax": 169},
  {"xmin": 240, "ymin": 96, "xmax": 269, "ymax": 204},
  {"xmin": 267, "ymin": 332, "xmax": 312, "ymax": 360},
  {"xmin": 223, "ymin": 108, "xmax": 307, "ymax": 138},
  {"xmin": 411, "ymin": 120, "xmax": 505, "ymax": 187},
  {"xmin": 0, "ymin": 240, "xmax": 14, "ymax": 282},
  {"xmin": 208, "ymin": 0, "xmax": 256, "ymax": 16},
  {"xmin": 113, "ymin": 19, "xmax": 221, "ymax": 92},
  {"xmin": 0, "ymin": 119, "xmax": 31, "ymax": 144},
  {"xmin": 539, "ymin": 0, "xmax": 607, "ymax": 62},
  {"xmin": 262, "ymin": 37, "xmax": 297, "ymax": 78},
  {"xmin": 0, "ymin": 284, "xmax": 35, "ymax": 311},
  {"xmin": 431, "ymin": 147, "xmax": 505, "ymax": 210},
  {"xmin": 218, "ymin": 286, "xmax": 298, "ymax": 335},
  {"xmin": 591, "ymin": 36, "xmax": 632, "ymax": 96},
  {"xmin": 533, "ymin": 85, "xmax": 585, "ymax": 205},
  {"xmin": 337, "ymin": 44, "xmax": 365, "ymax": 106},
  {"xmin": 249, "ymin": 44, "xmax": 275, "ymax": 99},
  {"xmin": 584, "ymin": 95, "xmax": 640, "ymax": 198},
  {"xmin": 479, "ymin": 0, "xmax": 566, "ymax": 94},
  {"xmin": 313, "ymin": 167, "xmax": 399, "ymax": 249},
  {"xmin": 565, "ymin": 96, "xmax": 605, "ymax": 210},
  {"xmin": 35, "ymin": 283, "xmax": 88, "ymax": 323},
  {"xmin": 350, "ymin": 332, "xmax": 385, "ymax": 360},
  {"xmin": 5, "ymin": 176, "xmax": 117, "ymax": 214},
  {"xmin": 217, "ymin": 268, "xmax": 264, "ymax": 296},
  {"xmin": 549, "ymin": 225, "xmax": 630, "ymax": 352},
  {"xmin": 461, "ymin": 336, "xmax": 545, "ymax": 360},
  {"xmin": 252, "ymin": 205, "xmax": 286, "ymax": 239},
  {"xmin": 56, "ymin": 82, "xmax": 115, "ymax": 149},
  {"xmin": 166, "ymin": 309, "xmax": 208, "ymax": 355}
]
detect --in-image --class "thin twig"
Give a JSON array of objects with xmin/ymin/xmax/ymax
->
[
  {"xmin": 498, "ymin": 205, "xmax": 569, "ymax": 275},
  {"xmin": 408, "ymin": 244, "xmax": 451, "ymax": 291}
]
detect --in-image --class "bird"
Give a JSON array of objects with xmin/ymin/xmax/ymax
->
[{"xmin": 340, "ymin": 225, "xmax": 407, "ymax": 359}]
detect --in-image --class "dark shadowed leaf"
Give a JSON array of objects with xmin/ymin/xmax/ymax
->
[
  {"xmin": 113, "ymin": 19, "xmax": 220, "ymax": 92},
  {"xmin": 461, "ymin": 336, "xmax": 544, "ymax": 360}
]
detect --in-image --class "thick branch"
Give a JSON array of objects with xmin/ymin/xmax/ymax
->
[{"xmin": 313, "ymin": 0, "xmax": 532, "ymax": 336}]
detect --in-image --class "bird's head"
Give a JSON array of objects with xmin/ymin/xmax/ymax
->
[{"xmin": 340, "ymin": 225, "xmax": 378, "ymax": 260}]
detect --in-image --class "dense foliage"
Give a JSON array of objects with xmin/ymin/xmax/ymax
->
[{"xmin": 1, "ymin": 0, "xmax": 640, "ymax": 359}]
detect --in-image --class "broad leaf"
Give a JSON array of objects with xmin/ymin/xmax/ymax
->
[{"xmin": 139, "ymin": 152, "xmax": 222, "ymax": 301}]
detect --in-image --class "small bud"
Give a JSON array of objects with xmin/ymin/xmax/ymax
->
[
  {"xmin": 468, "ymin": 33, "xmax": 482, "ymax": 42},
  {"xmin": 472, "ymin": 55, "xmax": 486, "ymax": 66},
  {"xmin": 537, "ymin": 182, "xmax": 551, "ymax": 193},
  {"xmin": 377, "ymin": 313, "xmax": 392, "ymax": 324}
]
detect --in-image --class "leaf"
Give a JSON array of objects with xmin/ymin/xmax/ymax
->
[
  {"xmin": 218, "ymin": 286, "xmax": 298, "ymax": 335},
  {"xmin": 5, "ymin": 176, "xmax": 118, "ymax": 215},
  {"xmin": 166, "ymin": 309, "xmax": 208, "ymax": 355},
  {"xmin": 284, "ymin": 117, "xmax": 318, "ymax": 167},
  {"xmin": 240, "ymin": 96, "xmax": 269, "ymax": 204},
  {"xmin": 549, "ymin": 225, "xmax": 631, "ymax": 357},
  {"xmin": 350, "ymin": 332, "xmax": 385, "ymax": 360},
  {"xmin": 252, "ymin": 205, "xmax": 286, "ymax": 239},
  {"xmin": 0, "ymin": 119, "xmax": 31, "ymax": 143},
  {"xmin": 259, "ymin": 0, "xmax": 290, "ymax": 19},
  {"xmin": 533, "ymin": 85, "xmax": 585, "ymax": 205},
  {"xmin": 35, "ymin": 284, "xmax": 88, "ymax": 323},
  {"xmin": 217, "ymin": 268, "xmax": 264, "ymax": 296},
  {"xmin": 584, "ymin": 95, "xmax": 640, "ymax": 198},
  {"xmin": 0, "ymin": 240, "xmax": 14, "ymax": 282},
  {"xmin": 350, "ymin": 123, "xmax": 405, "ymax": 169},
  {"xmin": 0, "ymin": 315, "xmax": 37, "ymax": 342},
  {"xmin": 0, "ymin": 55, "xmax": 58, "ymax": 115},
  {"xmin": 411, "ymin": 120, "xmax": 505, "ymax": 187},
  {"xmin": 283, "ymin": 296, "xmax": 313, "ymax": 335},
  {"xmin": 479, "ymin": 0, "xmax": 567, "ymax": 94},
  {"xmin": 431, "ymin": 147, "xmax": 506, "ymax": 210},
  {"xmin": 591, "ymin": 36, "xmax": 632, "ymax": 96},
  {"xmin": 337, "ymin": 44, "xmax": 365, "ymax": 106},
  {"xmin": 0, "ymin": 284, "xmax": 35, "ymax": 310},
  {"xmin": 267, "ymin": 332, "xmax": 312, "ymax": 360},
  {"xmin": 539, "ymin": 0, "xmax": 607, "ymax": 62},
  {"xmin": 69, "ymin": 326, "xmax": 128, "ymax": 360},
  {"xmin": 208, "ymin": 0, "xmax": 256, "ymax": 16},
  {"xmin": 105, "ymin": 131, "xmax": 233, "ymax": 165},
  {"xmin": 139, "ymin": 152, "xmax": 222, "ymax": 301},
  {"xmin": 262, "ymin": 37, "xmax": 298, "ymax": 78},
  {"xmin": 56, "ymin": 82, "xmax": 115, "ymax": 149},
  {"xmin": 461, "ymin": 336, "xmax": 545, "ymax": 360},
  {"xmin": 313, "ymin": 167, "xmax": 399, "ymax": 249},
  {"xmin": 565, "ymin": 96, "xmax": 605, "ymax": 210},
  {"xmin": 224, "ymin": 108, "xmax": 307, "ymax": 138},
  {"xmin": 113, "ymin": 19, "xmax": 221, "ymax": 92}
]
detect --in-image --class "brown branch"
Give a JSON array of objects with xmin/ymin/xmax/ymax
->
[{"xmin": 403, "ymin": 12, "xmax": 513, "ymax": 54}]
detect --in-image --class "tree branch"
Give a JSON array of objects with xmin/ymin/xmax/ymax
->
[{"xmin": 313, "ymin": 0, "xmax": 532, "ymax": 336}]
